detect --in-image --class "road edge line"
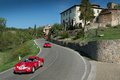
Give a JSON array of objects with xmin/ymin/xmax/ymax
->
[{"xmin": 87, "ymin": 61, "xmax": 96, "ymax": 80}]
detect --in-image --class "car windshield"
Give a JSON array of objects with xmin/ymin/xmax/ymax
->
[
  {"xmin": 45, "ymin": 43, "xmax": 49, "ymax": 44},
  {"xmin": 23, "ymin": 58, "xmax": 34, "ymax": 62}
]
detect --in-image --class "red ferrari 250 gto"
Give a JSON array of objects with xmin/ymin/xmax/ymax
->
[
  {"xmin": 44, "ymin": 37, "xmax": 48, "ymax": 39},
  {"xmin": 13, "ymin": 56, "xmax": 44, "ymax": 73},
  {"xmin": 44, "ymin": 43, "xmax": 51, "ymax": 48}
]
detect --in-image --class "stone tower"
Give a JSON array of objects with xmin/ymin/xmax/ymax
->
[{"xmin": 107, "ymin": 2, "xmax": 117, "ymax": 9}]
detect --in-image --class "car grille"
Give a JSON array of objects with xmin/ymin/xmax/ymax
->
[{"xmin": 15, "ymin": 71, "xmax": 25, "ymax": 73}]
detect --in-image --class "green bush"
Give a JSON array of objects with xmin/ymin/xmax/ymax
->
[
  {"xmin": 10, "ymin": 42, "xmax": 31, "ymax": 61},
  {"xmin": 61, "ymin": 31, "xmax": 71, "ymax": 39},
  {"xmin": 76, "ymin": 31, "xmax": 84, "ymax": 39},
  {"xmin": 68, "ymin": 26, "xmax": 74, "ymax": 30}
]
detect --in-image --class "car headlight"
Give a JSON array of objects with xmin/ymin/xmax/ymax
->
[
  {"xmin": 27, "ymin": 67, "xmax": 30, "ymax": 70},
  {"xmin": 13, "ymin": 67, "xmax": 16, "ymax": 70}
]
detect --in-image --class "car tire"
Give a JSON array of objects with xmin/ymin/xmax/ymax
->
[
  {"xmin": 13, "ymin": 71, "xmax": 16, "ymax": 74},
  {"xmin": 31, "ymin": 66, "xmax": 35, "ymax": 73},
  {"xmin": 41, "ymin": 61, "xmax": 44, "ymax": 67}
]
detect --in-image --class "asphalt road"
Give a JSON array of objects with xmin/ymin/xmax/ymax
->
[{"xmin": 0, "ymin": 39, "xmax": 90, "ymax": 80}]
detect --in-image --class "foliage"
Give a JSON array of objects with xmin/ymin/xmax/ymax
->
[
  {"xmin": 0, "ymin": 17, "xmax": 6, "ymax": 29},
  {"xmin": 114, "ymin": 4, "xmax": 120, "ymax": 10},
  {"xmin": 50, "ymin": 23, "xmax": 63, "ymax": 34},
  {"xmin": 61, "ymin": 31, "xmax": 71, "ymax": 39},
  {"xmin": 87, "ymin": 29, "xmax": 96, "ymax": 38},
  {"xmin": 76, "ymin": 31, "xmax": 84, "ymax": 39},
  {"xmin": 75, "ymin": 26, "xmax": 82, "ymax": 29},
  {"xmin": 68, "ymin": 26, "xmax": 74, "ymax": 30},
  {"xmin": 10, "ymin": 42, "xmax": 31, "ymax": 61},
  {"xmin": 0, "ymin": 17, "xmax": 6, "ymax": 36},
  {"xmin": 36, "ymin": 27, "xmax": 44, "ymax": 38},
  {"xmin": 0, "ymin": 28, "xmax": 33, "ymax": 51},
  {"xmin": 79, "ymin": 0, "xmax": 94, "ymax": 26},
  {"xmin": 34, "ymin": 24, "xmax": 37, "ymax": 35},
  {"xmin": 0, "ymin": 31, "xmax": 13, "ymax": 51}
]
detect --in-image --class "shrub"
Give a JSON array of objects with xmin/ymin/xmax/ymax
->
[
  {"xmin": 61, "ymin": 31, "xmax": 71, "ymax": 39},
  {"xmin": 68, "ymin": 26, "xmax": 74, "ymax": 30},
  {"xmin": 10, "ymin": 42, "xmax": 31, "ymax": 61},
  {"xmin": 76, "ymin": 31, "xmax": 84, "ymax": 39}
]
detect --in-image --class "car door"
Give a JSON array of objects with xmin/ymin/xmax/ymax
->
[{"xmin": 35, "ymin": 58, "xmax": 41, "ymax": 67}]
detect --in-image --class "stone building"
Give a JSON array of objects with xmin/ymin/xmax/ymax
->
[
  {"xmin": 43, "ymin": 25, "xmax": 52, "ymax": 35},
  {"xmin": 99, "ymin": 9, "xmax": 120, "ymax": 27},
  {"xmin": 107, "ymin": 2, "xmax": 117, "ymax": 9},
  {"xmin": 98, "ymin": 2, "xmax": 120, "ymax": 27}
]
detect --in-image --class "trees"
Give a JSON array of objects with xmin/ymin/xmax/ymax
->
[
  {"xmin": 0, "ymin": 31, "xmax": 13, "ymax": 51},
  {"xmin": 0, "ymin": 17, "xmax": 6, "ymax": 29},
  {"xmin": 114, "ymin": 4, "xmax": 120, "ymax": 10},
  {"xmin": 0, "ymin": 17, "xmax": 6, "ymax": 36},
  {"xmin": 36, "ymin": 27, "xmax": 44, "ymax": 38},
  {"xmin": 79, "ymin": 0, "xmax": 94, "ymax": 31},
  {"xmin": 60, "ymin": 31, "xmax": 71, "ymax": 39},
  {"xmin": 50, "ymin": 23, "xmax": 63, "ymax": 34},
  {"xmin": 34, "ymin": 24, "xmax": 36, "ymax": 35}
]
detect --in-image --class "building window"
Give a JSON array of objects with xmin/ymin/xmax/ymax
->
[
  {"xmin": 97, "ymin": 10, "xmax": 99, "ymax": 13},
  {"xmin": 63, "ymin": 20, "xmax": 65, "ymax": 24},
  {"xmin": 66, "ymin": 11, "xmax": 68, "ymax": 15},
  {"xmin": 66, "ymin": 19, "xmax": 68, "ymax": 23},
  {"xmin": 69, "ymin": 10, "xmax": 71, "ymax": 13},
  {"xmin": 63, "ymin": 13, "xmax": 65, "ymax": 16}
]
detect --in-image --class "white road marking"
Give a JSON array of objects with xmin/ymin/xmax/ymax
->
[
  {"xmin": 52, "ymin": 43, "xmax": 88, "ymax": 80},
  {"xmin": 34, "ymin": 40, "xmax": 42, "ymax": 56}
]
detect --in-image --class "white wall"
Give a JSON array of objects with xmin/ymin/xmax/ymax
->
[
  {"xmin": 92, "ymin": 8, "xmax": 102, "ymax": 17},
  {"xmin": 61, "ymin": 7, "xmax": 76, "ymax": 24},
  {"xmin": 61, "ymin": 5, "xmax": 102, "ymax": 27}
]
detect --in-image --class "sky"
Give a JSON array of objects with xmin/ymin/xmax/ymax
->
[{"xmin": 0, "ymin": 0, "xmax": 119, "ymax": 29}]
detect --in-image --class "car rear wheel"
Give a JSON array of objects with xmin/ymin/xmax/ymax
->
[{"xmin": 31, "ymin": 67, "xmax": 35, "ymax": 73}]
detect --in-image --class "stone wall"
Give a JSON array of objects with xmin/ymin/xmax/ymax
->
[{"xmin": 50, "ymin": 39, "xmax": 120, "ymax": 64}]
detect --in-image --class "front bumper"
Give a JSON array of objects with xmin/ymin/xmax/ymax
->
[{"xmin": 14, "ymin": 68, "xmax": 31, "ymax": 73}]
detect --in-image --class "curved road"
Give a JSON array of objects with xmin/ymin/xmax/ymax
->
[{"xmin": 0, "ymin": 39, "xmax": 90, "ymax": 80}]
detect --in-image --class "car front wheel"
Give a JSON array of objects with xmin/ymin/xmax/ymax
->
[{"xmin": 31, "ymin": 67, "xmax": 35, "ymax": 73}]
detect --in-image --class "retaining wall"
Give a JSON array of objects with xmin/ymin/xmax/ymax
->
[{"xmin": 50, "ymin": 39, "xmax": 120, "ymax": 64}]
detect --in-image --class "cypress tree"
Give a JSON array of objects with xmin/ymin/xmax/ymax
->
[{"xmin": 79, "ymin": 0, "xmax": 94, "ymax": 30}]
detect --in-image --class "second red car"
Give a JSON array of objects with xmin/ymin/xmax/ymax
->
[{"xmin": 44, "ymin": 43, "xmax": 51, "ymax": 48}]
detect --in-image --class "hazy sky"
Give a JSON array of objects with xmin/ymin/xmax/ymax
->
[{"xmin": 0, "ymin": 0, "xmax": 119, "ymax": 29}]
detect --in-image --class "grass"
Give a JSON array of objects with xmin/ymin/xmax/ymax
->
[
  {"xmin": 26, "ymin": 40, "xmax": 40, "ymax": 54},
  {"xmin": 88, "ymin": 25, "xmax": 120, "ymax": 41},
  {"xmin": 55, "ymin": 25, "xmax": 120, "ymax": 45},
  {"xmin": 0, "ymin": 40, "xmax": 40, "ymax": 72}
]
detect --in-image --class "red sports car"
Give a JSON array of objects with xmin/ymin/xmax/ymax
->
[
  {"xmin": 44, "ymin": 43, "xmax": 51, "ymax": 48},
  {"xmin": 44, "ymin": 37, "xmax": 48, "ymax": 39},
  {"xmin": 13, "ymin": 56, "xmax": 44, "ymax": 73}
]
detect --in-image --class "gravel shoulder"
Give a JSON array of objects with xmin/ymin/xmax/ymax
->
[{"xmin": 94, "ymin": 61, "xmax": 120, "ymax": 80}]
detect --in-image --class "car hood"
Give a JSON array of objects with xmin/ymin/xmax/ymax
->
[
  {"xmin": 15, "ymin": 61, "xmax": 33, "ymax": 67},
  {"xmin": 45, "ymin": 44, "xmax": 51, "ymax": 45}
]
